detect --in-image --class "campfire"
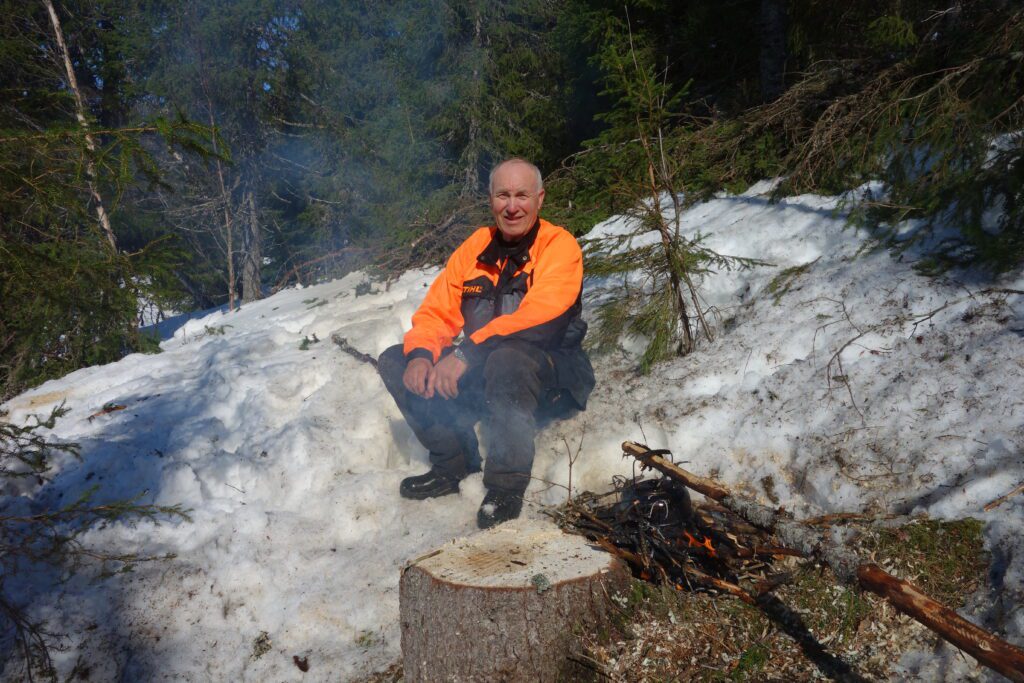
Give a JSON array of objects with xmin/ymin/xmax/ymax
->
[
  {"xmin": 551, "ymin": 442, "xmax": 1024, "ymax": 682},
  {"xmin": 553, "ymin": 471, "xmax": 797, "ymax": 604}
]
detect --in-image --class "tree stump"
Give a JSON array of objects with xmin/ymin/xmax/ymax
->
[{"xmin": 400, "ymin": 518, "xmax": 630, "ymax": 682}]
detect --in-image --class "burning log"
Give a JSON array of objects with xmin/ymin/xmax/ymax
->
[{"xmin": 622, "ymin": 441, "xmax": 1024, "ymax": 683}]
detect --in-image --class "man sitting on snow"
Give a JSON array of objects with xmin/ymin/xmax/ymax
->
[{"xmin": 377, "ymin": 158, "xmax": 595, "ymax": 528}]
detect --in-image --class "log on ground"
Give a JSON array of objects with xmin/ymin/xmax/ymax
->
[{"xmin": 400, "ymin": 518, "xmax": 630, "ymax": 682}]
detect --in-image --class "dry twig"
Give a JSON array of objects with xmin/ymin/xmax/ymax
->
[
  {"xmin": 984, "ymin": 482, "xmax": 1024, "ymax": 512},
  {"xmin": 331, "ymin": 334, "xmax": 378, "ymax": 369}
]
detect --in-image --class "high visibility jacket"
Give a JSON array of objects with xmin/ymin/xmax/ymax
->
[{"xmin": 403, "ymin": 218, "xmax": 595, "ymax": 408}]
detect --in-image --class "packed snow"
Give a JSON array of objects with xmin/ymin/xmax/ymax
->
[{"xmin": 2, "ymin": 181, "xmax": 1022, "ymax": 681}]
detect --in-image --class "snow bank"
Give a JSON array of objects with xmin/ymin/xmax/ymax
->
[{"xmin": 2, "ymin": 182, "xmax": 1022, "ymax": 680}]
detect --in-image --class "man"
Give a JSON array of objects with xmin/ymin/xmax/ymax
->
[{"xmin": 378, "ymin": 158, "xmax": 595, "ymax": 528}]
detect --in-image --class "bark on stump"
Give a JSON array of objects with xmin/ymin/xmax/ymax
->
[{"xmin": 400, "ymin": 519, "xmax": 630, "ymax": 682}]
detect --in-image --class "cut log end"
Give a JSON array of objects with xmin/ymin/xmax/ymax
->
[{"xmin": 400, "ymin": 519, "xmax": 630, "ymax": 682}]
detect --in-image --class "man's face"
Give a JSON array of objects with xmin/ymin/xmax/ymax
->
[{"xmin": 490, "ymin": 162, "xmax": 545, "ymax": 241}]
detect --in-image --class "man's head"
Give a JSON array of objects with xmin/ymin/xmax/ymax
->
[{"xmin": 489, "ymin": 158, "xmax": 545, "ymax": 241}]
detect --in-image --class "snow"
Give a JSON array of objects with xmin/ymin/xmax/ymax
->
[{"xmin": 3, "ymin": 182, "xmax": 1023, "ymax": 681}]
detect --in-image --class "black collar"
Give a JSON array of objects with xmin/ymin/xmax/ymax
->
[{"xmin": 476, "ymin": 219, "xmax": 541, "ymax": 268}]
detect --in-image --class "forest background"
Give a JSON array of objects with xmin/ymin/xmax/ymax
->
[{"xmin": 2, "ymin": 0, "xmax": 1022, "ymax": 401}]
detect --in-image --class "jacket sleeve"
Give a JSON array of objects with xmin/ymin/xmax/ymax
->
[
  {"xmin": 402, "ymin": 247, "xmax": 469, "ymax": 362},
  {"xmin": 459, "ymin": 230, "xmax": 583, "ymax": 364}
]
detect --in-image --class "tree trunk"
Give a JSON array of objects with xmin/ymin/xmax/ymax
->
[
  {"xmin": 43, "ymin": 0, "xmax": 117, "ymax": 252},
  {"xmin": 219, "ymin": 161, "xmax": 237, "ymax": 311},
  {"xmin": 241, "ymin": 189, "xmax": 261, "ymax": 303},
  {"xmin": 642, "ymin": 154, "xmax": 694, "ymax": 354},
  {"xmin": 205, "ymin": 97, "xmax": 236, "ymax": 312},
  {"xmin": 759, "ymin": 0, "xmax": 788, "ymax": 103},
  {"xmin": 400, "ymin": 519, "xmax": 630, "ymax": 682},
  {"xmin": 193, "ymin": 7, "xmax": 236, "ymax": 312}
]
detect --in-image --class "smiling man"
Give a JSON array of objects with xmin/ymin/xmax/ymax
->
[{"xmin": 377, "ymin": 158, "xmax": 595, "ymax": 528}]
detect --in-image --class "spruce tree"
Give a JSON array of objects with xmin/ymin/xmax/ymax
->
[
  {"xmin": 580, "ymin": 11, "xmax": 765, "ymax": 371},
  {"xmin": 0, "ymin": 0, "xmax": 212, "ymax": 399}
]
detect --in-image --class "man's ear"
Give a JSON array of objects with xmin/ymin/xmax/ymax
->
[{"xmin": 537, "ymin": 188, "xmax": 546, "ymax": 210}]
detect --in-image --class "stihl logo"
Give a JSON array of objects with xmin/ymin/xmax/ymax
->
[{"xmin": 464, "ymin": 285, "xmax": 484, "ymax": 293}]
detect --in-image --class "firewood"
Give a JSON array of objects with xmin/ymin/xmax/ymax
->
[{"xmin": 622, "ymin": 441, "xmax": 1024, "ymax": 682}]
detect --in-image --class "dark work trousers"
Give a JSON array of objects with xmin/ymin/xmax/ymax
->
[{"xmin": 377, "ymin": 340, "xmax": 558, "ymax": 494}]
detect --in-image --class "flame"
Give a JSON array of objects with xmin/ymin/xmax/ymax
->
[{"xmin": 683, "ymin": 531, "xmax": 718, "ymax": 558}]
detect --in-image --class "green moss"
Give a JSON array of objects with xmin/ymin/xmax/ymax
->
[
  {"xmin": 788, "ymin": 567, "xmax": 874, "ymax": 645},
  {"xmin": 355, "ymin": 629, "xmax": 380, "ymax": 649},
  {"xmin": 863, "ymin": 517, "xmax": 987, "ymax": 606},
  {"xmin": 730, "ymin": 643, "xmax": 769, "ymax": 681}
]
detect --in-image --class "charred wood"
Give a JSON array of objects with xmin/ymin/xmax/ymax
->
[{"xmin": 622, "ymin": 441, "xmax": 1024, "ymax": 682}]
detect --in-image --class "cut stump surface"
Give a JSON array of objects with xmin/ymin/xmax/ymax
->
[{"xmin": 400, "ymin": 518, "xmax": 629, "ymax": 682}]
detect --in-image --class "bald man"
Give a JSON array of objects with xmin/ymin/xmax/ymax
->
[{"xmin": 377, "ymin": 158, "xmax": 594, "ymax": 528}]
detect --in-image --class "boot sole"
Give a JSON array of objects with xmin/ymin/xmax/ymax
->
[{"xmin": 400, "ymin": 482, "xmax": 460, "ymax": 500}]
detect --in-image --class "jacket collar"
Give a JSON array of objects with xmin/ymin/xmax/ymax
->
[{"xmin": 477, "ymin": 219, "xmax": 541, "ymax": 268}]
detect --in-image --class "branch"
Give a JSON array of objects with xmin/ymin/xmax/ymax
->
[
  {"xmin": 984, "ymin": 482, "xmax": 1024, "ymax": 512},
  {"xmin": 621, "ymin": 441, "xmax": 1024, "ymax": 682},
  {"xmin": 330, "ymin": 334, "xmax": 378, "ymax": 369}
]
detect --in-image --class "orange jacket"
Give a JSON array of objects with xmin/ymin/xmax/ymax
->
[{"xmin": 403, "ymin": 218, "xmax": 585, "ymax": 367}]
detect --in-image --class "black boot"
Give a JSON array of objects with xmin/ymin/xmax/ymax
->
[
  {"xmin": 477, "ymin": 489, "xmax": 524, "ymax": 528},
  {"xmin": 400, "ymin": 468, "xmax": 461, "ymax": 500}
]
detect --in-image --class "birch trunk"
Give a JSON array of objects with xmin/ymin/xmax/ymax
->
[
  {"xmin": 43, "ymin": 0, "xmax": 117, "ymax": 252},
  {"xmin": 206, "ymin": 100, "xmax": 236, "ymax": 312}
]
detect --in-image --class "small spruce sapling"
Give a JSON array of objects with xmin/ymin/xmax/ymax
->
[{"xmin": 583, "ymin": 16, "xmax": 766, "ymax": 372}]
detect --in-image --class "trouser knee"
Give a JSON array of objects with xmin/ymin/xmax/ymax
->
[
  {"xmin": 483, "ymin": 343, "xmax": 547, "ymax": 410},
  {"xmin": 377, "ymin": 344, "xmax": 407, "ymax": 395}
]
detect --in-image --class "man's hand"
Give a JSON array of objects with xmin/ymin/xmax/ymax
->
[
  {"xmin": 403, "ymin": 357, "xmax": 434, "ymax": 398},
  {"xmin": 429, "ymin": 353, "xmax": 468, "ymax": 400}
]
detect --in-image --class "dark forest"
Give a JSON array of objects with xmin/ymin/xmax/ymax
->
[{"xmin": 2, "ymin": 0, "xmax": 1022, "ymax": 398}]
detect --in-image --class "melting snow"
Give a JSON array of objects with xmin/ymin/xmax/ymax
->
[{"xmin": 2, "ymin": 182, "xmax": 1023, "ymax": 680}]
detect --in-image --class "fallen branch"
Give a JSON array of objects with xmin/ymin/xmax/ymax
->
[
  {"xmin": 331, "ymin": 334, "xmax": 378, "ymax": 369},
  {"xmin": 802, "ymin": 511, "xmax": 902, "ymax": 527},
  {"xmin": 984, "ymin": 481, "xmax": 1024, "ymax": 512},
  {"xmin": 622, "ymin": 441, "xmax": 1024, "ymax": 682},
  {"xmin": 87, "ymin": 402, "xmax": 127, "ymax": 421}
]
